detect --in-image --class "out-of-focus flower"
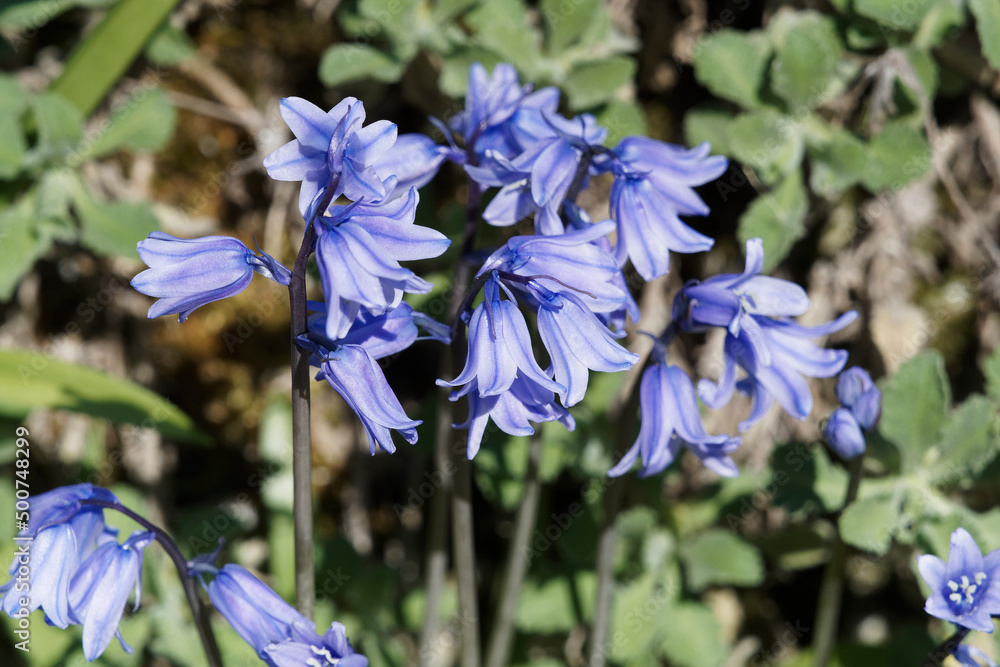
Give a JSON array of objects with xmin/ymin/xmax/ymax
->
[
  {"xmin": 132, "ymin": 233, "xmax": 290, "ymax": 322},
  {"xmin": 609, "ymin": 352, "xmax": 741, "ymax": 478},
  {"xmin": 263, "ymin": 96, "xmax": 397, "ymax": 216},
  {"xmin": 824, "ymin": 367, "xmax": 881, "ymax": 459},
  {"xmin": 673, "ymin": 238, "xmax": 857, "ymax": 430},
  {"xmin": 954, "ymin": 645, "xmax": 999, "ymax": 667},
  {"xmin": 918, "ymin": 528, "xmax": 1000, "ymax": 633}
]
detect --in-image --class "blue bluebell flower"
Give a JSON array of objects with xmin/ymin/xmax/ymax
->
[
  {"xmin": 448, "ymin": 63, "xmax": 560, "ymax": 165},
  {"xmin": 0, "ymin": 484, "xmax": 119, "ymax": 629},
  {"xmin": 455, "ymin": 376, "xmax": 575, "ymax": 459},
  {"xmin": 372, "ymin": 133, "xmax": 459, "ymax": 201},
  {"xmin": 314, "ymin": 187, "xmax": 451, "ymax": 340},
  {"xmin": 204, "ymin": 563, "xmax": 368, "ymax": 667},
  {"xmin": 918, "ymin": 528, "xmax": 1000, "ymax": 633},
  {"xmin": 603, "ymin": 137, "xmax": 727, "ymax": 280},
  {"xmin": 608, "ymin": 348, "xmax": 742, "ymax": 478},
  {"xmin": 132, "ymin": 232, "xmax": 291, "ymax": 322},
  {"xmin": 466, "ymin": 113, "xmax": 606, "ymax": 235},
  {"xmin": 439, "ymin": 275, "xmax": 563, "ymax": 400},
  {"xmin": 954, "ymin": 645, "xmax": 999, "ymax": 667},
  {"xmin": 298, "ymin": 303, "xmax": 448, "ymax": 454},
  {"xmin": 535, "ymin": 289, "xmax": 639, "ymax": 407},
  {"xmin": 263, "ymin": 96, "xmax": 398, "ymax": 216},
  {"xmin": 672, "ymin": 238, "xmax": 857, "ymax": 430},
  {"xmin": 68, "ymin": 530, "xmax": 156, "ymax": 660},
  {"xmin": 824, "ymin": 367, "xmax": 881, "ymax": 459}
]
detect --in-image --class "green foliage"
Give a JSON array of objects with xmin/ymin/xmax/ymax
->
[
  {"xmin": 678, "ymin": 529, "xmax": 765, "ymax": 591},
  {"xmin": 659, "ymin": 601, "xmax": 730, "ymax": 667},
  {"xmin": 691, "ymin": 30, "xmax": 771, "ymax": 109},
  {"xmin": 768, "ymin": 11, "xmax": 843, "ymax": 110},
  {"xmin": 0, "ymin": 348, "xmax": 207, "ymax": 443},
  {"xmin": 736, "ymin": 171, "xmax": 809, "ymax": 273},
  {"xmin": 877, "ymin": 351, "xmax": 951, "ymax": 468},
  {"xmin": 970, "ymin": 0, "xmax": 1000, "ymax": 70}
]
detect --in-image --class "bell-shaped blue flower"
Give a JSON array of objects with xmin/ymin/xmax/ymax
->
[
  {"xmin": 263, "ymin": 96, "xmax": 397, "ymax": 216},
  {"xmin": 954, "ymin": 645, "xmax": 999, "ymax": 667},
  {"xmin": 438, "ymin": 275, "xmax": 563, "ymax": 400},
  {"xmin": 203, "ymin": 564, "xmax": 368, "ymax": 667},
  {"xmin": 132, "ymin": 232, "xmax": 291, "ymax": 322},
  {"xmin": 454, "ymin": 376, "xmax": 575, "ymax": 459},
  {"xmin": 603, "ymin": 136, "xmax": 727, "ymax": 280},
  {"xmin": 673, "ymin": 238, "xmax": 857, "ymax": 430},
  {"xmin": 299, "ymin": 303, "xmax": 446, "ymax": 455},
  {"xmin": 824, "ymin": 407, "xmax": 866, "ymax": 459},
  {"xmin": 68, "ymin": 530, "xmax": 156, "ymax": 660},
  {"xmin": 608, "ymin": 355, "xmax": 742, "ymax": 478},
  {"xmin": 314, "ymin": 187, "xmax": 450, "ymax": 340},
  {"xmin": 535, "ymin": 289, "xmax": 639, "ymax": 407},
  {"xmin": 918, "ymin": 528, "xmax": 1000, "ymax": 633}
]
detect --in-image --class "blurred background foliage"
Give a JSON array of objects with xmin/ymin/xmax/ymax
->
[{"xmin": 1, "ymin": 0, "xmax": 1000, "ymax": 665}]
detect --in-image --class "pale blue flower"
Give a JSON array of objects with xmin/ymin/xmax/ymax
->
[{"xmin": 918, "ymin": 528, "xmax": 1000, "ymax": 633}]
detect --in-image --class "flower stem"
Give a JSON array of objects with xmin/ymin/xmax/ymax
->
[
  {"xmin": 921, "ymin": 627, "xmax": 970, "ymax": 667},
  {"xmin": 813, "ymin": 455, "xmax": 864, "ymax": 667},
  {"xmin": 420, "ymin": 174, "xmax": 483, "ymax": 667},
  {"xmin": 81, "ymin": 499, "xmax": 223, "ymax": 667},
  {"xmin": 289, "ymin": 220, "xmax": 318, "ymax": 619},
  {"xmin": 484, "ymin": 430, "xmax": 543, "ymax": 667}
]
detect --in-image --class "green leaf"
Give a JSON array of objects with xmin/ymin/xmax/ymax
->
[
  {"xmin": 597, "ymin": 99, "xmax": 647, "ymax": 147},
  {"xmin": 563, "ymin": 56, "xmax": 636, "ymax": 110},
  {"xmin": 807, "ymin": 127, "xmax": 867, "ymax": 196},
  {"xmin": 87, "ymin": 87, "xmax": 177, "ymax": 157},
  {"xmin": 0, "ymin": 75, "xmax": 28, "ymax": 115},
  {"xmin": 465, "ymin": 0, "xmax": 540, "ymax": 73},
  {"xmin": 683, "ymin": 105, "xmax": 735, "ymax": 156},
  {"xmin": 0, "ymin": 348, "xmax": 207, "ymax": 443},
  {"xmin": 609, "ymin": 571, "xmax": 671, "ymax": 662},
  {"xmin": 432, "ymin": 0, "xmax": 479, "ymax": 23},
  {"xmin": 970, "ymin": 0, "xmax": 1000, "ymax": 70},
  {"xmin": 71, "ymin": 174, "xmax": 159, "ymax": 257},
  {"xmin": 318, "ymin": 44, "xmax": 405, "ymax": 87},
  {"xmin": 0, "ymin": 112, "xmax": 26, "ymax": 178},
  {"xmin": 145, "ymin": 24, "xmax": 197, "ymax": 65},
  {"xmin": 768, "ymin": 11, "xmax": 843, "ymax": 110},
  {"xmin": 678, "ymin": 529, "xmax": 765, "ymax": 591},
  {"xmin": 839, "ymin": 488, "xmax": 903, "ymax": 555},
  {"xmin": 692, "ymin": 30, "xmax": 771, "ymax": 109},
  {"xmin": 854, "ymin": 0, "xmax": 936, "ymax": 31},
  {"xmin": 0, "ymin": 197, "xmax": 53, "ymax": 301},
  {"xmin": 32, "ymin": 91, "xmax": 84, "ymax": 150},
  {"xmin": 877, "ymin": 351, "xmax": 951, "ymax": 469},
  {"xmin": 516, "ymin": 573, "xmax": 594, "ymax": 633},
  {"xmin": 49, "ymin": 0, "xmax": 183, "ymax": 116},
  {"xmin": 728, "ymin": 109, "xmax": 804, "ymax": 184},
  {"xmin": 659, "ymin": 601, "xmax": 730, "ymax": 667},
  {"xmin": 860, "ymin": 122, "xmax": 931, "ymax": 192},
  {"xmin": 541, "ymin": 0, "xmax": 600, "ymax": 52},
  {"xmin": 934, "ymin": 394, "xmax": 999, "ymax": 483},
  {"xmin": 737, "ymin": 171, "xmax": 809, "ymax": 272},
  {"xmin": 914, "ymin": 0, "xmax": 967, "ymax": 48}
]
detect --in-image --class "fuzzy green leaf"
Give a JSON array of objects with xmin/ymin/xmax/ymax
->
[{"xmin": 692, "ymin": 30, "xmax": 771, "ymax": 109}]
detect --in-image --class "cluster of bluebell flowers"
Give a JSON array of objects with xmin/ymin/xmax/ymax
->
[{"xmin": 0, "ymin": 485, "xmax": 153, "ymax": 661}]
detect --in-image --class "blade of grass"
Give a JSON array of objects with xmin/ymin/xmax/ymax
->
[{"xmin": 49, "ymin": 0, "xmax": 182, "ymax": 115}]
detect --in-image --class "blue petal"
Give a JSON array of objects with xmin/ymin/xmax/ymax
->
[
  {"xmin": 347, "ymin": 119, "xmax": 397, "ymax": 167},
  {"xmin": 836, "ymin": 367, "xmax": 876, "ymax": 408},
  {"xmin": 278, "ymin": 97, "xmax": 337, "ymax": 151},
  {"xmin": 851, "ymin": 388, "xmax": 882, "ymax": 431},
  {"xmin": 824, "ymin": 408, "xmax": 865, "ymax": 459},
  {"xmin": 262, "ymin": 140, "xmax": 325, "ymax": 182}
]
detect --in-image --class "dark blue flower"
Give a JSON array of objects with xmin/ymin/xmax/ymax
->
[
  {"xmin": 673, "ymin": 238, "xmax": 857, "ymax": 430},
  {"xmin": 918, "ymin": 528, "xmax": 1000, "ymax": 633},
  {"xmin": 605, "ymin": 137, "xmax": 727, "ymax": 280},
  {"xmin": 204, "ymin": 564, "xmax": 368, "ymax": 667},
  {"xmin": 824, "ymin": 367, "xmax": 881, "ymax": 459},
  {"xmin": 263, "ymin": 96, "xmax": 397, "ymax": 216},
  {"xmin": 608, "ymin": 355, "xmax": 741, "ymax": 478},
  {"xmin": 68, "ymin": 530, "xmax": 156, "ymax": 660},
  {"xmin": 132, "ymin": 232, "xmax": 291, "ymax": 322},
  {"xmin": 314, "ymin": 187, "xmax": 450, "ymax": 340}
]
